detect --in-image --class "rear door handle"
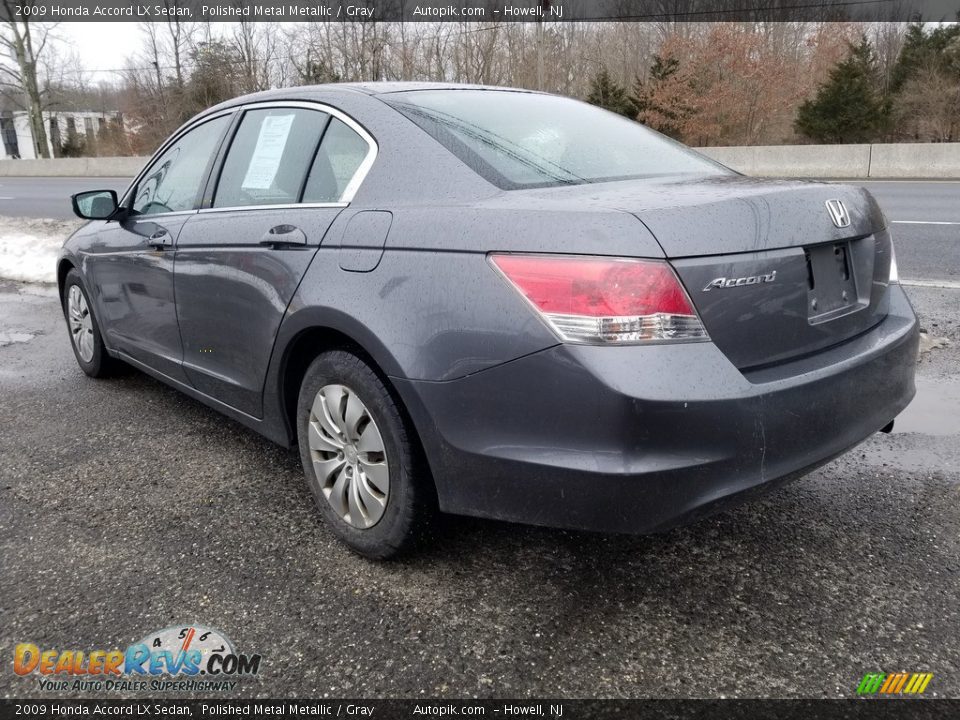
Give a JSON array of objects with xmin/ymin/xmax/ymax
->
[
  {"xmin": 259, "ymin": 225, "xmax": 307, "ymax": 248},
  {"xmin": 148, "ymin": 229, "xmax": 171, "ymax": 249}
]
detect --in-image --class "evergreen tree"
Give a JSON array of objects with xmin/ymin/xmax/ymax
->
[
  {"xmin": 300, "ymin": 56, "xmax": 342, "ymax": 85},
  {"xmin": 186, "ymin": 41, "xmax": 245, "ymax": 115},
  {"xmin": 586, "ymin": 67, "xmax": 637, "ymax": 118},
  {"xmin": 890, "ymin": 22, "xmax": 960, "ymax": 93},
  {"xmin": 795, "ymin": 37, "xmax": 890, "ymax": 144},
  {"xmin": 889, "ymin": 23, "xmax": 960, "ymax": 141},
  {"xmin": 632, "ymin": 55, "xmax": 691, "ymax": 139}
]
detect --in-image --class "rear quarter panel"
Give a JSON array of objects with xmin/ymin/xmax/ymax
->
[{"xmin": 279, "ymin": 204, "xmax": 664, "ymax": 384}]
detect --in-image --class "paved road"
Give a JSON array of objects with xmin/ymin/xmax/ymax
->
[
  {"xmin": 855, "ymin": 180, "xmax": 960, "ymax": 224},
  {"xmin": 0, "ymin": 177, "xmax": 131, "ymax": 220},
  {"xmin": 1, "ymin": 280, "xmax": 958, "ymax": 699},
  {"xmin": 852, "ymin": 181, "xmax": 960, "ymax": 285},
  {"xmin": 1, "ymin": 177, "xmax": 957, "ymax": 285}
]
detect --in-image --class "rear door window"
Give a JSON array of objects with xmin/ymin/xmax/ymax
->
[
  {"xmin": 214, "ymin": 108, "xmax": 330, "ymax": 208},
  {"xmin": 302, "ymin": 118, "xmax": 371, "ymax": 203}
]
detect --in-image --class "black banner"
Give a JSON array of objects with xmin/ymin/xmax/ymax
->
[
  {"xmin": 2, "ymin": 700, "xmax": 960, "ymax": 720},
  {"xmin": 1, "ymin": 0, "xmax": 958, "ymax": 23}
]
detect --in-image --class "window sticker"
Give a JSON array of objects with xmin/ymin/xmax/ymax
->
[{"xmin": 241, "ymin": 114, "xmax": 295, "ymax": 190}]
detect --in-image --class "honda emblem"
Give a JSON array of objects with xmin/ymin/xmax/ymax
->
[{"xmin": 825, "ymin": 199, "xmax": 850, "ymax": 228}]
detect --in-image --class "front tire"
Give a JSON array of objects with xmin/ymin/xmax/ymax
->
[
  {"xmin": 62, "ymin": 269, "xmax": 120, "ymax": 378},
  {"xmin": 296, "ymin": 350, "xmax": 433, "ymax": 559}
]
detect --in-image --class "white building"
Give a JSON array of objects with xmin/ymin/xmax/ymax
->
[{"xmin": 0, "ymin": 110, "xmax": 122, "ymax": 160}]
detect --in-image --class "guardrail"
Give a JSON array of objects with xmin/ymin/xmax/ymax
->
[
  {"xmin": 698, "ymin": 143, "xmax": 960, "ymax": 179},
  {"xmin": 1, "ymin": 142, "xmax": 959, "ymax": 179}
]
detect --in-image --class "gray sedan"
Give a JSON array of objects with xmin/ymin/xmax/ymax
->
[{"xmin": 60, "ymin": 83, "xmax": 918, "ymax": 558}]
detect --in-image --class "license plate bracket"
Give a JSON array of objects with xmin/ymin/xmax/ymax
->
[{"xmin": 806, "ymin": 242, "xmax": 859, "ymax": 323}]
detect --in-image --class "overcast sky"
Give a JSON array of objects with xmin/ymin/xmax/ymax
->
[{"xmin": 61, "ymin": 24, "xmax": 145, "ymax": 82}]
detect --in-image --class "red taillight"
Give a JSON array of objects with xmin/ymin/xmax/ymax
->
[{"xmin": 490, "ymin": 254, "xmax": 707, "ymax": 345}]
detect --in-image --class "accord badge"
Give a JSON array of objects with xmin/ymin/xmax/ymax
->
[{"xmin": 703, "ymin": 271, "xmax": 777, "ymax": 291}]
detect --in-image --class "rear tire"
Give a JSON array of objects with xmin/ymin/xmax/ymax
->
[
  {"xmin": 296, "ymin": 350, "xmax": 433, "ymax": 559},
  {"xmin": 62, "ymin": 269, "xmax": 122, "ymax": 378}
]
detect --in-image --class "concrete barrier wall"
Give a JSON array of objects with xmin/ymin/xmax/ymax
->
[
  {"xmin": 699, "ymin": 143, "xmax": 960, "ymax": 179},
  {"xmin": 1, "ymin": 143, "xmax": 959, "ymax": 179},
  {"xmin": 869, "ymin": 143, "xmax": 960, "ymax": 179},
  {"xmin": 699, "ymin": 145, "xmax": 871, "ymax": 178},
  {"xmin": 0, "ymin": 157, "xmax": 148, "ymax": 177}
]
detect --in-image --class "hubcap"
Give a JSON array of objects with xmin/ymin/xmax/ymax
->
[
  {"xmin": 307, "ymin": 384, "xmax": 389, "ymax": 529},
  {"xmin": 67, "ymin": 285, "xmax": 95, "ymax": 363}
]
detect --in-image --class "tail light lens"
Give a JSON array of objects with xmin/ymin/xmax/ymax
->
[{"xmin": 490, "ymin": 254, "xmax": 708, "ymax": 345}]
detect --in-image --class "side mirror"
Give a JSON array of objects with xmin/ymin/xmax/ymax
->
[{"xmin": 71, "ymin": 190, "xmax": 119, "ymax": 220}]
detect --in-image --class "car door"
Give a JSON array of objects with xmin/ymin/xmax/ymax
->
[
  {"xmin": 173, "ymin": 103, "xmax": 376, "ymax": 417},
  {"xmin": 84, "ymin": 113, "xmax": 233, "ymax": 383}
]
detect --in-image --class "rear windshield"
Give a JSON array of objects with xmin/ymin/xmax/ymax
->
[{"xmin": 384, "ymin": 89, "xmax": 729, "ymax": 190}]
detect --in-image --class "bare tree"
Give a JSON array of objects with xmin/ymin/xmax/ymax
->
[
  {"xmin": 22, "ymin": 19, "xmax": 936, "ymax": 155},
  {"xmin": 0, "ymin": 5, "xmax": 57, "ymax": 158},
  {"xmin": 162, "ymin": 2, "xmax": 196, "ymax": 92},
  {"xmin": 895, "ymin": 62, "xmax": 960, "ymax": 141},
  {"xmin": 230, "ymin": 21, "xmax": 277, "ymax": 93},
  {"xmin": 868, "ymin": 21, "xmax": 908, "ymax": 94}
]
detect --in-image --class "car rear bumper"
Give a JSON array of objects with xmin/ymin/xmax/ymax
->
[{"xmin": 394, "ymin": 285, "xmax": 919, "ymax": 534}]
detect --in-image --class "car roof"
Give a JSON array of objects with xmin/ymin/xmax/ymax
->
[
  {"xmin": 199, "ymin": 82, "xmax": 541, "ymax": 116},
  {"xmin": 340, "ymin": 81, "xmax": 541, "ymax": 95},
  {"xmin": 261, "ymin": 81, "xmax": 539, "ymax": 96}
]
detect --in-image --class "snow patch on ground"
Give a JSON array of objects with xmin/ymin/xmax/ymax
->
[
  {"xmin": 0, "ymin": 330, "xmax": 36, "ymax": 346},
  {"xmin": 0, "ymin": 217, "xmax": 84, "ymax": 284}
]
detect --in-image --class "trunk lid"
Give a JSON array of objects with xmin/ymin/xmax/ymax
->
[
  {"xmin": 515, "ymin": 175, "xmax": 895, "ymax": 370},
  {"xmin": 627, "ymin": 177, "xmax": 893, "ymax": 370},
  {"xmin": 670, "ymin": 232, "xmax": 893, "ymax": 370}
]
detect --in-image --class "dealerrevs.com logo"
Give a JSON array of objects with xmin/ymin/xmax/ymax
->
[{"xmin": 14, "ymin": 625, "xmax": 261, "ymax": 693}]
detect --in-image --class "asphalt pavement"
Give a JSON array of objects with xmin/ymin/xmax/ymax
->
[
  {"xmin": 0, "ymin": 177, "xmax": 131, "ymax": 221},
  {"xmin": 0, "ymin": 281, "xmax": 958, "ymax": 699},
  {"xmin": 853, "ymin": 181, "xmax": 960, "ymax": 285},
  {"xmin": 0, "ymin": 175, "xmax": 958, "ymax": 700}
]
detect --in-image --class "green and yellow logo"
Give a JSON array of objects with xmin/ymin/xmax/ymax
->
[{"xmin": 857, "ymin": 672, "xmax": 933, "ymax": 696}]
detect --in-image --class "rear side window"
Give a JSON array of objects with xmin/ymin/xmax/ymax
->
[
  {"xmin": 132, "ymin": 114, "xmax": 231, "ymax": 215},
  {"xmin": 214, "ymin": 108, "xmax": 330, "ymax": 208},
  {"xmin": 302, "ymin": 118, "xmax": 370, "ymax": 203}
]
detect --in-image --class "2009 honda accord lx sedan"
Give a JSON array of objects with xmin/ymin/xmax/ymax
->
[{"xmin": 60, "ymin": 83, "xmax": 919, "ymax": 558}]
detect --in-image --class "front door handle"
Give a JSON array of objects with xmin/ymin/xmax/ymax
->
[
  {"xmin": 259, "ymin": 225, "xmax": 307, "ymax": 248},
  {"xmin": 148, "ymin": 229, "xmax": 171, "ymax": 249}
]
